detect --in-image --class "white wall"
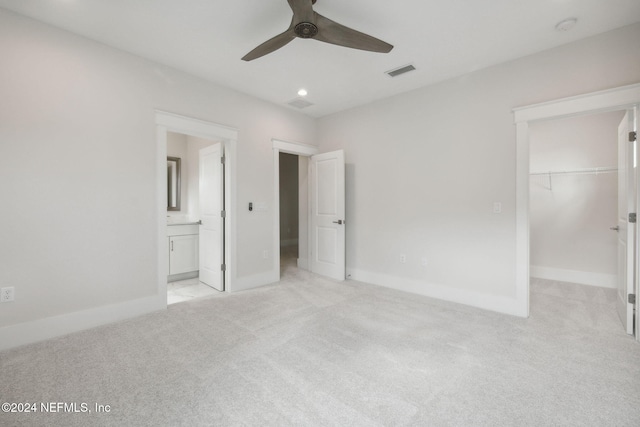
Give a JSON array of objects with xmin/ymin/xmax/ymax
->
[
  {"xmin": 0, "ymin": 9, "xmax": 316, "ymax": 347},
  {"xmin": 529, "ymin": 111, "xmax": 623, "ymax": 288},
  {"xmin": 316, "ymin": 23, "xmax": 640, "ymax": 314}
]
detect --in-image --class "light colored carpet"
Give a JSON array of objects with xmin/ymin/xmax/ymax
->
[{"xmin": 1, "ymin": 261, "xmax": 639, "ymax": 426}]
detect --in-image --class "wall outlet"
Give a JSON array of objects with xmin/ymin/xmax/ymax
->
[
  {"xmin": 493, "ymin": 202, "xmax": 502, "ymax": 214},
  {"xmin": 421, "ymin": 258, "xmax": 428, "ymax": 267},
  {"xmin": 263, "ymin": 250, "xmax": 268, "ymax": 259},
  {"xmin": 400, "ymin": 254, "xmax": 407, "ymax": 264},
  {"xmin": 1, "ymin": 287, "xmax": 15, "ymax": 303}
]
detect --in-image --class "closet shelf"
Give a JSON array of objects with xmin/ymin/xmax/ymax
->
[{"xmin": 530, "ymin": 166, "xmax": 617, "ymax": 176}]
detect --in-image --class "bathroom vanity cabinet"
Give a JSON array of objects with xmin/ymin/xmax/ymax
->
[{"xmin": 167, "ymin": 224, "xmax": 199, "ymax": 276}]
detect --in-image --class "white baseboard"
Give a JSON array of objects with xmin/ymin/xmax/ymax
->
[
  {"xmin": 231, "ymin": 270, "xmax": 279, "ymax": 292},
  {"xmin": 168, "ymin": 271, "xmax": 198, "ymax": 282},
  {"xmin": 0, "ymin": 295, "xmax": 165, "ymax": 352},
  {"xmin": 348, "ymin": 269, "xmax": 526, "ymax": 317},
  {"xmin": 530, "ymin": 265, "xmax": 617, "ymax": 288}
]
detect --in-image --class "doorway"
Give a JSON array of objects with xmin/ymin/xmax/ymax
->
[
  {"xmin": 279, "ymin": 152, "xmax": 302, "ymax": 275},
  {"xmin": 273, "ymin": 139, "xmax": 317, "ymax": 279},
  {"xmin": 156, "ymin": 111, "xmax": 237, "ymax": 306},
  {"xmin": 273, "ymin": 140, "xmax": 346, "ymax": 282},
  {"xmin": 528, "ymin": 111, "xmax": 624, "ymax": 329},
  {"xmin": 165, "ymin": 132, "xmax": 224, "ymax": 304},
  {"xmin": 513, "ymin": 83, "xmax": 639, "ymax": 338}
]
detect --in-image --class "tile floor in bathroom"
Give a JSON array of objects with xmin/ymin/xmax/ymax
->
[{"xmin": 167, "ymin": 277, "xmax": 221, "ymax": 305}]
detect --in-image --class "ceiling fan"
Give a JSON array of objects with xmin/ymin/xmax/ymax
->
[{"xmin": 242, "ymin": 0, "xmax": 393, "ymax": 61}]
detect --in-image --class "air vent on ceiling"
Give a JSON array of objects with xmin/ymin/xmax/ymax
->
[
  {"xmin": 385, "ymin": 64, "xmax": 416, "ymax": 78},
  {"xmin": 288, "ymin": 98, "xmax": 314, "ymax": 109}
]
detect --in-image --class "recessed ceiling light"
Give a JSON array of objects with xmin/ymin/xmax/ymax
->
[
  {"xmin": 297, "ymin": 89, "xmax": 308, "ymax": 97},
  {"xmin": 555, "ymin": 18, "xmax": 577, "ymax": 32}
]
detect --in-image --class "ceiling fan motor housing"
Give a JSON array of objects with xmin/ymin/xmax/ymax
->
[{"xmin": 294, "ymin": 22, "xmax": 318, "ymax": 38}]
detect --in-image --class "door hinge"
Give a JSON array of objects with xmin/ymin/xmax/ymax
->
[
  {"xmin": 629, "ymin": 131, "xmax": 637, "ymax": 142},
  {"xmin": 629, "ymin": 294, "xmax": 636, "ymax": 305},
  {"xmin": 630, "ymin": 213, "xmax": 637, "ymax": 223},
  {"xmin": 221, "ymin": 264, "xmax": 226, "ymax": 272},
  {"xmin": 221, "ymin": 155, "xmax": 226, "ymax": 164},
  {"xmin": 221, "ymin": 210, "xmax": 226, "ymax": 218}
]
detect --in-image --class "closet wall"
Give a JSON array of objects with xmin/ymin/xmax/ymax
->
[
  {"xmin": 279, "ymin": 153, "xmax": 299, "ymax": 250},
  {"xmin": 529, "ymin": 111, "xmax": 625, "ymax": 288}
]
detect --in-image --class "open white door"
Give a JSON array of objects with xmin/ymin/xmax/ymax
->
[
  {"xmin": 199, "ymin": 143, "xmax": 224, "ymax": 291},
  {"xmin": 310, "ymin": 150, "xmax": 345, "ymax": 281},
  {"xmin": 616, "ymin": 110, "xmax": 636, "ymax": 334}
]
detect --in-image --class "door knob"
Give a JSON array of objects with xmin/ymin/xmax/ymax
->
[
  {"xmin": 333, "ymin": 220, "xmax": 344, "ymax": 225},
  {"xmin": 610, "ymin": 226, "xmax": 620, "ymax": 231}
]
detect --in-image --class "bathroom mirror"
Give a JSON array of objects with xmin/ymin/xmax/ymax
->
[{"xmin": 167, "ymin": 157, "xmax": 181, "ymax": 211}]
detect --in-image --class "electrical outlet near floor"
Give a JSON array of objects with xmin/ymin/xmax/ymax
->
[
  {"xmin": 1, "ymin": 287, "xmax": 15, "ymax": 303},
  {"xmin": 263, "ymin": 250, "xmax": 268, "ymax": 259},
  {"xmin": 399, "ymin": 254, "xmax": 407, "ymax": 264}
]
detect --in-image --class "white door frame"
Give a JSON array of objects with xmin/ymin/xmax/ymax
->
[
  {"xmin": 513, "ymin": 83, "xmax": 640, "ymax": 324},
  {"xmin": 156, "ymin": 111, "xmax": 237, "ymax": 301},
  {"xmin": 272, "ymin": 139, "xmax": 319, "ymax": 279}
]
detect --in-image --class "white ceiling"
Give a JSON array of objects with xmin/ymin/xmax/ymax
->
[{"xmin": 1, "ymin": 0, "xmax": 639, "ymax": 117}]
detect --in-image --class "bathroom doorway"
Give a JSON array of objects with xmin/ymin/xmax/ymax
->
[
  {"xmin": 156, "ymin": 111, "xmax": 237, "ymax": 306},
  {"xmin": 166, "ymin": 132, "xmax": 223, "ymax": 304}
]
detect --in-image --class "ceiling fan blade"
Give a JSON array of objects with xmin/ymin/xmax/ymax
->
[
  {"xmin": 287, "ymin": 0, "xmax": 315, "ymax": 22},
  {"xmin": 314, "ymin": 13, "xmax": 393, "ymax": 53},
  {"xmin": 242, "ymin": 28, "xmax": 296, "ymax": 61}
]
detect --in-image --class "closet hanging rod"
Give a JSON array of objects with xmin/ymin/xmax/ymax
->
[{"xmin": 529, "ymin": 167, "xmax": 618, "ymax": 176}]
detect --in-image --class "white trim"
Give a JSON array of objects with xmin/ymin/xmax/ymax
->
[
  {"xmin": 349, "ymin": 269, "xmax": 524, "ymax": 317},
  {"xmin": 514, "ymin": 83, "xmax": 640, "ymax": 123},
  {"xmin": 156, "ymin": 110, "xmax": 237, "ymax": 294},
  {"xmin": 272, "ymin": 139, "xmax": 319, "ymax": 157},
  {"xmin": 157, "ymin": 125, "xmax": 170, "ymax": 302},
  {"xmin": 0, "ymin": 296, "xmax": 165, "ymax": 351},
  {"xmin": 515, "ymin": 121, "xmax": 530, "ymax": 318},
  {"xmin": 513, "ymin": 83, "xmax": 640, "ymax": 320},
  {"xmin": 272, "ymin": 139, "xmax": 318, "ymax": 282},
  {"xmin": 531, "ymin": 266, "xmax": 617, "ymax": 289},
  {"xmin": 156, "ymin": 111, "xmax": 238, "ymax": 141}
]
